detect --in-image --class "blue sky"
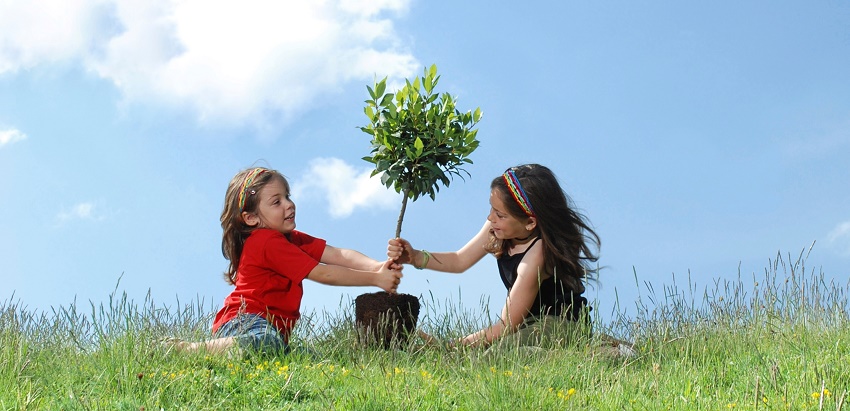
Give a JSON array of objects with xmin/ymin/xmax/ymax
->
[{"xmin": 2, "ymin": 1, "xmax": 849, "ymax": 327}]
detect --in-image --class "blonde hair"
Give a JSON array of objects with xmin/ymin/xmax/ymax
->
[{"xmin": 220, "ymin": 167, "xmax": 289, "ymax": 285}]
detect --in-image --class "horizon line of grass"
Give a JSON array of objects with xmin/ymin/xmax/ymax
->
[{"xmin": 2, "ymin": 247, "xmax": 848, "ymax": 409}]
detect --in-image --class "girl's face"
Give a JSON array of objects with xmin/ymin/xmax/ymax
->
[
  {"xmin": 243, "ymin": 178, "xmax": 296, "ymax": 234},
  {"xmin": 487, "ymin": 189, "xmax": 533, "ymax": 241}
]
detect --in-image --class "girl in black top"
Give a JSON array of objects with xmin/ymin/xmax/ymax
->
[{"xmin": 388, "ymin": 164, "xmax": 601, "ymax": 347}]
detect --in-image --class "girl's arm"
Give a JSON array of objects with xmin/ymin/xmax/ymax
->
[
  {"xmin": 306, "ymin": 259, "xmax": 401, "ymax": 293},
  {"xmin": 459, "ymin": 241, "xmax": 545, "ymax": 347},
  {"xmin": 321, "ymin": 245, "xmax": 383, "ymax": 272},
  {"xmin": 387, "ymin": 221, "xmax": 491, "ymax": 273}
]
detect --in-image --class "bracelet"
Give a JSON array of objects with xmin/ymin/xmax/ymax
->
[{"xmin": 415, "ymin": 250, "xmax": 431, "ymax": 270}]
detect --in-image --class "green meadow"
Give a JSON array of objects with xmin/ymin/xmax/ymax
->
[{"xmin": 2, "ymin": 249, "xmax": 848, "ymax": 410}]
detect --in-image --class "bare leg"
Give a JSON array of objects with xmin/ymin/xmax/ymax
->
[
  {"xmin": 164, "ymin": 336, "xmax": 238, "ymax": 355},
  {"xmin": 597, "ymin": 333, "xmax": 636, "ymax": 358}
]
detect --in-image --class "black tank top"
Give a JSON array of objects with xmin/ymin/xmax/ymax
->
[{"xmin": 497, "ymin": 237, "xmax": 588, "ymax": 320}]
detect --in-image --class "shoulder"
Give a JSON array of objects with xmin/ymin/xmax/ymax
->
[
  {"xmin": 515, "ymin": 238, "xmax": 545, "ymax": 272},
  {"xmin": 246, "ymin": 229, "xmax": 297, "ymax": 251},
  {"xmin": 520, "ymin": 237, "xmax": 545, "ymax": 258},
  {"xmin": 248, "ymin": 229, "xmax": 326, "ymax": 256},
  {"xmin": 288, "ymin": 230, "xmax": 325, "ymax": 245},
  {"xmin": 288, "ymin": 230, "xmax": 327, "ymax": 259},
  {"xmin": 242, "ymin": 229, "xmax": 283, "ymax": 253},
  {"xmin": 247, "ymin": 228, "xmax": 283, "ymax": 243},
  {"xmin": 248, "ymin": 229, "xmax": 322, "ymax": 243}
]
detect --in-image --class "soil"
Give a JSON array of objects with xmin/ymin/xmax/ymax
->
[{"xmin": 354, "ymin": 292, "xmax": 420, "ymax": 349}]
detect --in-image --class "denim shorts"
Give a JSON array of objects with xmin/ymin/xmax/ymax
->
[{"xmin": 213, "ymin": 314, "xmax": 289, "ymax": 355}]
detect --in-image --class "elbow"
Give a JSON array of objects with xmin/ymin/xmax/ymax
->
[
  {"xmin": 447, "ymin": 260, "xmax": 474, "ymax": 274},
  {"xmin": 307, "ymin": 266, "xmax": 333, "ymax": 285},
  {"xmin": 504, "ymin": 313, "xmax": 527, "ymax": 333}
]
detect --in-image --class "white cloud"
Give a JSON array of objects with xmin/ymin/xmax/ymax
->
[
  {"xmin": 0, "ymin": 0, "xmax": 115, "ymax": 73},
  {"xmin": 0, "ymin": 129, "xmax": 27, "ymax": 147},
  {"xmin": 826, "ymin": 220, "xmax": 850, "ymax": 256},
  {"xmin": 56, "ymin": 202, "xmax": 107, "ymax": 223},
  {"xmin": 0, "ymin": 0, "xmax": 418, "ymax": 128},
  {"xmin": 292, "ymin": 157, "xmax": 398, "ymax": 218}
]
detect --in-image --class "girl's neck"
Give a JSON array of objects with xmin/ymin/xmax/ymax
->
[{"xmin": 510, "ymin": 233, "xmax": 536, "ymax": 246}]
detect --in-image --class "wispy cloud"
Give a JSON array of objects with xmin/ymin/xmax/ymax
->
[
  {"xmin": 0, "ymin": 128, "xmax": 27, "ymax": 148},
  {"xmin": 826, "ymin": 220, "xmax": 850, "ymax": 256},
  {"xmin": 56, "ymin": 202, "xmax": 108, "ymax": 224},
  {"xmin": 0, "ymin": 0, "xmax": 418, "ymax": 129},
  {"xmin": 292, "ymin": 157, "xmax": 398, "ymax": 218},
  {"xmin": 781, "ymin": 119, "xmax": 850, "ymax": 162}
]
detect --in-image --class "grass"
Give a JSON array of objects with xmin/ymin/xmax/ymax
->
[{"xmin": 2, "ymin": 248, "xmax": 848, "ymax": 410}]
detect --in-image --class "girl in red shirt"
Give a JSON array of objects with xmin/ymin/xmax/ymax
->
[{"xmin": 171, "ymin": 167, "xmax": 402, "ymax": 355}]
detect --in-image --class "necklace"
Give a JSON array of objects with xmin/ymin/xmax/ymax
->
[
  {"xmin": 512, "ymin": 233, "xmax": 536, "ymax": 244},
  {"xmin": 515, "ymin": 233, "xmax": 533, "ymax": 241},
  {"xmin": 507, "ymin": 234, "xmax": 537, "ymax": 256}
]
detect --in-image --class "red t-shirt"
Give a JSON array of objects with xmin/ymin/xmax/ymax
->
[{"xmin": 212, "ymin": 228, "xmax": 326, "ymax": 342}]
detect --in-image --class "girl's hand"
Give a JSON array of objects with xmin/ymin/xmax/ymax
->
[
  {"xmin": 371, "ymin": 258, "xmax": 403, "ymax": 273},
  {"xmin": 387, "ymin": 237, "xmax": 415, "ymax": 265},
  {"xmin": 375, "ymin": 258, "xmax": 403, "ymax": 293},
  {"xmin": 418, "ymin": 329, "xmax": 438, "ymax": 346},
  {"xmin": 418, "ymin": 330, "xmax": 463, "ymax": 350}
]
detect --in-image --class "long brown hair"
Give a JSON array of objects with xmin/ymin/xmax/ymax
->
[
  {"xmin": 220, "ymin": 167, "xmax": 289, "ymax": 285},
  {"xmin": 485, "ymin": 164, "xmax": 600, "ymax": 293}
]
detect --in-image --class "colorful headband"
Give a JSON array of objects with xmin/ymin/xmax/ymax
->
[
  {"xmin": 238, "ymin": 168, "xmax": 267, "ymax": 211},
  {"xmin": 503, "ymin": 169, "xmax": 534, "ymax": 217}
]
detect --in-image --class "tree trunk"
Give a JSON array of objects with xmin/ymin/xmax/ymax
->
[{"xmin": 395, "ymin": 189, "xmax": 409, "ymax": 238}]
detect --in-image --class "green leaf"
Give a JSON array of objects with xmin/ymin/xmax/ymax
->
[
  {"xmin": 414, "ymin": 137, "xmax": 424, "ymax": 157},
  {"xmin": 375, "ymin": 78, "xmax": 387, "ymax": 98},
  {"xmin": 423, "ymin": 66, "xmax": 435, "ymax": 94},
  {"xmin": 379, "ymin": 93, "xmax": 394, "ymax": 107}
]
